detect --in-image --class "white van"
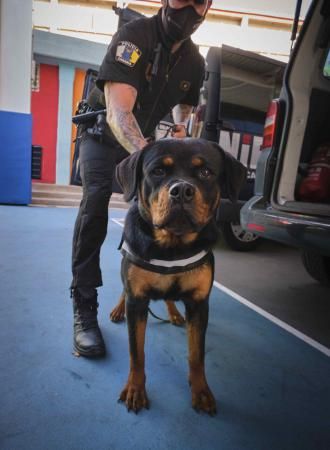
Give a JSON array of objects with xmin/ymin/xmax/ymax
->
[{"xmin": 241, "ymin": 0, "xmax": 330, "ymax": 284}]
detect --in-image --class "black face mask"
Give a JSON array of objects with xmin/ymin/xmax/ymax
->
[{"xmin": 162, "ymin": 5, "xmax": 204, "ymax": 43}]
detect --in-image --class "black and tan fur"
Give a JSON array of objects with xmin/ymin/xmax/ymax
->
[{"xmin": 112, "ymin": 138, "xmax": 246, "ymax": 415}]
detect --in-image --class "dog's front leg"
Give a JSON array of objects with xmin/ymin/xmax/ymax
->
[
  {"xmin": 119, "ymin": 295, "xmax": 150, "ymax": 413},
  {"xmin": 184, "ymin": 299, "xmax": 217, "ymax": 416}
]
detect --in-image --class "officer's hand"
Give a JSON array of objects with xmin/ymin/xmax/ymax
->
[{"xmin": 171, "ymin": 124, "xmax": 187, "ymax": 138}]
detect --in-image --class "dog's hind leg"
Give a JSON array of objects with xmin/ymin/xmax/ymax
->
[
  {"xmin": 184, "ymin": 299, "xmax": 217, "ymax": 416},
  {"xmin": 110, "ymin": 291, "xmax": 126, "ymax": 322},
  {"xmin": 165, "ymin": 300, "xmax": 185, "ymax": 326}
]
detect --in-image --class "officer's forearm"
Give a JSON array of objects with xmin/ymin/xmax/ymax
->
[
  {"xmin": 104, "ymin": 81, "xmax": 148, "ymax": 153},
  {"xmin": 107, "ymin": 110, "xmax": 147, "ymax": 153}
]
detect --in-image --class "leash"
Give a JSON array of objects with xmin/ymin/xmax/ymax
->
[{"xmin": 148, "ymin": 307, "xmax": 170, "ymax": 323}]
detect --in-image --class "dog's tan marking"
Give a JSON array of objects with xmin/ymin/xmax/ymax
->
[
  {"xmin": 150, "ymin": 181, "xmax": 220, "ymax": 243},
  {"xmin": 110, "ymin": 291, "xmax": 126, "ymax": 322},
  {"xmin": 128, "ymin": 265, "xmax": 176, "ymax": 298},
  {"xmin": 187, "ymin": 323, "xmax": 216, "ymax": 414},
  {"xmin": 150, "ymin": 186, "xmax": 170, "ymax": 226},
  {"xmin": 191, "ymin": 157, "xmax": 203, "ymax": 167},
  {"xmin": 162, "ymin": 157, "xmax": 174, "ymax": 166},
  {"xmin": 181, "ymin": 232, "xmax": 199, "ymax": 245},
  {"xmin": 179, "ymin": 263, "xmax": 213, "ymax": 302},
  {"xmin": 165, "ymin": 300, "xmax": 185, "ymax": 325},
  {"xmin": 127, "ymin": 263, "xmax": 212, "ymax": 301},
  {"xmin": 193, "ymin": 189, "xmax": 212, "ymax": 225},
  {"xmin": 120, "ymin": 317, "xmax": 149, "ymax": 412},
  {"xmin": 153, "ymin": 228, "xmax": 198, "ymax": 247},
  {"xmin": 150, "ymin": 186, "xmax": 214, "ymax": 246},
  {"xmin": 152, "ymin": 188, "xmax": 219, "ymax": 233}
]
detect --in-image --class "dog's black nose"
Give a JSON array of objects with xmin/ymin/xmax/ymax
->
[{"xmin": 169, "ymin": 182, "xmax": 195, "ymax": 203}]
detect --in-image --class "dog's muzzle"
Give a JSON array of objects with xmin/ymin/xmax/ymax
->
[{"xmin": 153, "ymin": 181, "xmax": 200, "ymax": 234}]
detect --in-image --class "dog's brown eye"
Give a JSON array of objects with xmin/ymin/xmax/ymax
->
[
  {"xmin": 199, "ymin": 167, "xmax": 212, "ymax": 178},
  {"xmin": 152, "ymin": 167, "xmax": 166, "ymax": 177}
]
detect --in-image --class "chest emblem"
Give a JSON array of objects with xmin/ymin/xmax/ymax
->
[
  {"xmin": 180, "ymin": 80, "xmax": 191, "ymax": 92},
  {"xmin": 116, "ymin": 41, "xmax": 142, "ymax": 67}
]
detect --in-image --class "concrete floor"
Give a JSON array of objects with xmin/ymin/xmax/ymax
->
[
  {"xmin": 213, "ymin": 238, "xmax": 330, "ymax": 349},
  {"xmin": 1, "ymin": 205, "xmax": 330, "ymax": 450}
]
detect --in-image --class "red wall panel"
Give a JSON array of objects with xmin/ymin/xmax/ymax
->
[{"xmin": 31, "ymin": 64, "xmax": 59, "ymax": 183}]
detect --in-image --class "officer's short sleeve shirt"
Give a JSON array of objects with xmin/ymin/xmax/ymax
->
[
  {"xmin": 96, "ymin": 14, "xmax": 205, "ymax": 136},
  {"xmin": 97, "ymin": 17, "xmax": 153, "ymax": 93}
]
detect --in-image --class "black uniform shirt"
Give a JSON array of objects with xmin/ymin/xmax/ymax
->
[{"xmin": 96, "ymin": 10, "xmax": 205, "ymax": 137}]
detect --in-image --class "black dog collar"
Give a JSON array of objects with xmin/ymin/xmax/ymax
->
[{"xmin": 120, "ymin": 240, "xmax": 212, "ymax": 275}]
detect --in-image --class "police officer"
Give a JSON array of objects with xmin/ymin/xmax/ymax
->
[{"xmin": 71, "ymin": 0, "xmax": 213, "ymax": 357}]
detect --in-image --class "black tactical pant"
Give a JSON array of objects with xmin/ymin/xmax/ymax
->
[{"xmin": 71, "ymin": 132, "xmax": 129, "ymax": 289}]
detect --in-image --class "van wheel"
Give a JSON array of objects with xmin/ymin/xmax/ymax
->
[
  {"xmin": 301, "ymin": 251, "xmax": 330, "ymax": 285},
  {"xmin": 219, "ymin": 221, "xmax": 260, "ymax": 252}
]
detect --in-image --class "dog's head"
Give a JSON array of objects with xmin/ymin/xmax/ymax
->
[{"xmin": 116, "ymin": 138, "xmax": 246, "ymax": 239}]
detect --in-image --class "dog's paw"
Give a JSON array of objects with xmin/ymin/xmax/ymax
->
[
  {"xmin": 191, "ymin": 385, "xmax": 217, "ymax": 416},
  {"xmin": 118, "ymin": 384, "xmax": 150, "ymax": 413},
  {"xmin": 166, "ymin": 301, "xmax": 185, "ymax": 326},
  {"xmin": 110, "ymin": 305, "xmax": 126, "ymax": 323}
]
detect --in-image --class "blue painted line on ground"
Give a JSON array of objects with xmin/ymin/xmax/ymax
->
[{"xmin": 0, "ymin": 206, "xmax": 329, "ymax": 450}]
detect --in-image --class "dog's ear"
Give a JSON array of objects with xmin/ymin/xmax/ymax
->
[
  {"xmin": 115, "ymin": 149, "xmax": 144, "ymax": 202},
  {"xmin": 211, "ymin": 142, "xmax": 247, "ymax": 203}
]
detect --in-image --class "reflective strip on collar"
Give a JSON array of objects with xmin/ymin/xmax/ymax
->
[{"xmin": 121, "ymin": 241, "xmax": 208, "ymax": 269}]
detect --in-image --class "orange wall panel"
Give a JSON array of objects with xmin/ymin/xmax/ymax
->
[{"xmin": 70, "ymin": 69, "xmax": 86, "ymax": 170}]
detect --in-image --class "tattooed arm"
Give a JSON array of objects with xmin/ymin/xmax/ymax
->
[
  {"xmin": 104, "ymin": 81, "xmax": 148, "ymax": 153},
  {"xmin": 171, "ymin": 104, "xmax": 194, "ymax": 138}
]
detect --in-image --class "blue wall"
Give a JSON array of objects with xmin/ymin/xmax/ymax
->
[{"xmin": 0, "ymin": 110, "xmax": 32, "ymax": 204}]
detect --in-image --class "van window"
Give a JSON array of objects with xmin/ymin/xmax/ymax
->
[{"xmin": 219, "ymin": 46, "xmax": 285, "ymax": 179}]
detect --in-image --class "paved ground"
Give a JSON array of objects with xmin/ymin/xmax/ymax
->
[
  {"xmin": 1, "ymin": 205, "xmax": 330, "ymax": 450},
  {"xmin": 213, "ymin": 239, "xmax": 330, "ymax": 350}
]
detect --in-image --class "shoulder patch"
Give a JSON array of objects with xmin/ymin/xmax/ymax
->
[{"xmin": 115, "ymin": 41, "xmax": 142, "ymax": 67}]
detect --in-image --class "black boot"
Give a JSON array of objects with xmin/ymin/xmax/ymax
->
[{"xmin": 72, "ymin": 288, "xmax": 106, "ymax": 357}]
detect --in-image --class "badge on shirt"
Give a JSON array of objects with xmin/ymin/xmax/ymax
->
[{"xmin": 116, "ymin": 41, "xmax": 142, "ymax": 67}]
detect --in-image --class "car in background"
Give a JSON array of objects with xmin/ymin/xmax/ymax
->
[{"xmin": 241, "ymin": 0, "xmax": 330, "ymax": 284}]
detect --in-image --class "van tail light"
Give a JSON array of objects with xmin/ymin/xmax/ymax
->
[{"xmin": 261, "ymin": 100, "xmax": 279, "ymax": 149}]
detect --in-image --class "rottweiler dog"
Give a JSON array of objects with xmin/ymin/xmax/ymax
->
[{"xmin": 113, "ymin": 138, "xmax": 246, "ymax": 415}]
